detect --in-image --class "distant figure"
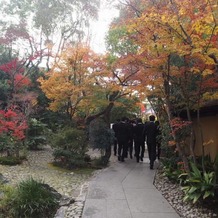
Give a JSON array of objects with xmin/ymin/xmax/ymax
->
[
  {"xmin": 155, "ymin": 120, "xmax": 161, "ymax": 160},
  {"xmin": 133, "ymin": 118, "xmax": 145, "ymax": 162},
  {"xmin": 143, "ymin": 115, "xmax": 157, "ymax": 169},
  {"xmin": 116, "ymin": 117, "xmax": 130, "ymax": 162},
  {"xmin": 125, "ymin": 118, "xmax": 134, "ymax": 159},
  {"xmin": 112, "ymin": 119, "xmax": 120, "ymax": 156}
]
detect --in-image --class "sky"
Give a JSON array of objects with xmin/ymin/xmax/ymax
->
[{"xmin": 90, "ymin": 1, "xmax": 119, "ymax": 54}]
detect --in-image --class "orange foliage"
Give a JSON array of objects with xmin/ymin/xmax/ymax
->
[
  {"xmin": 109, "ymin": 0, "xmax": 218, "ymax": 102},
  {"xmin": 38, "ymin": 44, "xmax": 113, "ymax": 117}
]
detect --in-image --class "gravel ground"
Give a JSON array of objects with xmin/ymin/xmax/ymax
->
[
  {"xmin": 154, "ymin": 167, "xmax": 218, "ymax": 218},
  {"xmin": 0, "ymin": 146, "xmax": 100, "ymax": 218}
]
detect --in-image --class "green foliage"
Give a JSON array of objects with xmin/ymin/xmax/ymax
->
[
  {"xmin": 162, "ymin": 156, "xmax": 183, "ymax": 183},
  {"xmin": 106, "ymin": 25, "xmax": 138, "ymax": 57},
  {"xmin": 50, "ymin": 127, "xmax": 89, "ymax": 169},
  {"xmin": 0, "ymin": 137, "xmax": 24, "ymax": 159},
  {"xmin": 195, "ymin": 155, "xmax": 215, "ymax": 175},
  {"xmin": 51, "ymin": 127, "xmax": 87, "ymax": 154},
  {"xmin": 40, "ymin": 111, "xmax": 75, "ymax": 132},
  {"xmin": 26, "ymin": 118, "xmax": 48, "ymax": 150},
  {"xmin": 0, "ymin": 74, "xmax": 10, "ymax": 105},
  {"xmin": 110, "ymin": 97, "xmax": 140, "ymax": 122},
  {"xmin": 158, "ymin": 121, "xmax": 173, "ymax": 150},
  {"xmin": 53, "ymin": 149, "xmax": 90, "ymax": 169},
  {"xmin": 180, "ymin": 163, "xmax": 215, "ymax": 204},
  {"xmin": 0, "ymin": 156, "xmax": 23, "ymax": 165},
  {"xmin": 160, "ymin": 124, "xmax": 183, "ymax": 182},
  {"xmin": 0, "ymin": 178, "xmax": 60, "ymax": 218},
  {"xmin": 194, "ymin": 154, "xmax": 218, "ymax": 195},
  {"xmin": 158, "ymin": 120, "xmax": 186, "ymax": 183},
  {"xmin": 89, "ymin": 118, "xmax": 114, "ymax": 150},
  {"xmin": 163, "ymin": 165, "xmax": 184, "ymax": 183},
  {"xmin": 0, "ymin": 184, "xmax": 15, "ymax": 217}
]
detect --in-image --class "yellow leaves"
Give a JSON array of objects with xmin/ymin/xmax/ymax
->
[
  {"xmin": 202, "ymin": 69, "xmax": 214, "ymax": 77},
  {"xmin": 204, "ymin": 56, "xmax": 216, "ymax": 65},
  {"xmin": 207, "ymin": 48, "xmax": 218, "ymax": 57},
  {"xmin": 203, "ymin": 92, "xmax": 218, "ymax": 101},
  {"xmin": 191, "ymin": 48, "xmax": 203, "ymax": 54},
  {"xmin": 161, "ymin": 15, "xmax": 167, "ymax": 23},
  {"xmin": 190, "ymin": 67, "xmax": 200, "ymax": 74},
  {"xmin": 192, "ymin": 16, "xmax": 216, "ymax": 35}
]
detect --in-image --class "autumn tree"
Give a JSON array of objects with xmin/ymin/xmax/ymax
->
[
  {"xmin": 108, "ymin": 0, "xmax": 218, "ymax": 172},
  {"xmin": 38, "ymin": 44, "xmax": 106, "ymax": 119},
  {"xmin": 38, "ymin": 42, "xmax": 143, "ymax": 162},
  {"xmin": 0, "ymin": 56, "xmax": 37, "ymax": 115},
  {"xmin": 0, "ymin": 107, "xmax": 28, "ymax": 157},
  {"xmin": 0, "ymin": 0, "xmax": 102, "ymax": 156}
]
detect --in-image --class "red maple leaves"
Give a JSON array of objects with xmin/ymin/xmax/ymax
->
[
  {"xmin": 0, "ymin": 58, "xmax": 31, "ymax": 91},
  {"xmin": 0, "ymin": 108, "xmax": 28, "ymax": 140}
]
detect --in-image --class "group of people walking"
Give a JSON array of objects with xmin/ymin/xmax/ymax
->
[{"xmin": 112, "ymin": 115, "xmax": 161, "ymax": 169}]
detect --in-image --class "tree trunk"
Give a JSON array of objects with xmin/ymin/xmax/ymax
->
[
  {"xmin": 186, "ymin": 107, "xmax": 196, "ymax": 165},
  {"xmin": 163, "ymin": 56, "xmax": 190, "ymax": 174}
]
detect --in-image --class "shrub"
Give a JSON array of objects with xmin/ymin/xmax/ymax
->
[
  {"xmin": 51, "ymin": 127, "xmax": 88, "ymax": 169},
  {"xmin": 89, "ymin": 118, "xmax": 114, "ymax": 166},
  {"xmin": 0, "ymin": 108, "xmax": 28, "ymax": 158},
  {"xmin": 163, "ymin": 165, "xmax": 184, "ymax": 183},
  {"xmin": 0, "ymin": 184, "xmax": 15, "ymax": 216},
  {"xmin": 53, "ymin": 149, "xmax": 89, "ymax": 169},
  {"xmin": 26, "ymin": 118, "xmax": 48, "ymax": 150},
  {"xmin": 0, "ymin": 156, "xmax": 22, "ymax": 165},
  {"xmin": 1, "ymin": 178, "xmax": 60, "ymax": 218},
  {"xmin": 161, "ymin": 145, "xmax": 183, "ymax": 183},
  {"xmin": 89, "ymin": 118, "xmax": 114, "ymax": 150},
  {"xmin": 51, "ymin": 127, "xmax": 87, "ymax": 153},
  {"xmin": 180, "ymin": 163, "xmax": 215, "ymax": 204}
]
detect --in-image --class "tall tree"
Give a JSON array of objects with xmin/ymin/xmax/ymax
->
[
  {"xmin": 107, "ymin": 0, "xmax": 218, "ymax": 172},
  {"xmin": 0, "ymin": 0, "xmax": 100, "ymax": 68}
]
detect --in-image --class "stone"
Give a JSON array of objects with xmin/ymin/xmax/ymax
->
[
  {"xmin": 59, "ymin": 196, "xmax": 75, "ymax": 206},
  {"xmin": 54, "ymin": 206, "xmax": 68, "ymax": 218}
]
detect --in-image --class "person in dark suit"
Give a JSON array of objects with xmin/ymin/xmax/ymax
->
[
  {"xmin": 112, "ymin": 119, "xmax": 120, "ymax": 156},
  {"xmin": 125, "ymin": 118, "xmax": 134, "ymax": 159},
  {"xmin": 133, "ymin": 118, "xmax": 145, "ymax": 162},
  {"xmin": 143, "ymin": 115, "xmax": 157, "ymax": 169},
  {"xmin": 116, "ymin": 117, "xmax": 130, "ymax": 162}
]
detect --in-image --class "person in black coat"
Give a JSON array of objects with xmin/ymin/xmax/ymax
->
[
  {"xmin": 125, "ymin": 118, "xmax": 134, "ymax": 159},
  {"xmin": 133, "ymin": 118, "xmax": 145, "ymax": 162},
  {"xmin": 143, "ymin": 115, "xmax": 157, "ymax": 169},
  {"xmin": 116, "ymin": 117, "xmax": 130, "ymax": 162},
  {"xmin": 112, "ymin": 119, "xmax": 120, "ymax": 156}
]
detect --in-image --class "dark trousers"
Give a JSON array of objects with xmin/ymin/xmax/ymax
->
[
  {"xmin": 118, "ymin": 140, "xmax": 128, "ymax": 161},
  {"xmin": 113, "ymin": 139, "xmax": 118, "ymax": 155},
  {"xmin": 134, "ymin": 140, "xmax": 145, "ymax": 162},
  {"xmin": 126, "ymin": 139, "xmax": 133, "ymax": 158},
  {"xmin": 147, "ymin": 142, "xmax": 156, "ymax": 167}
]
